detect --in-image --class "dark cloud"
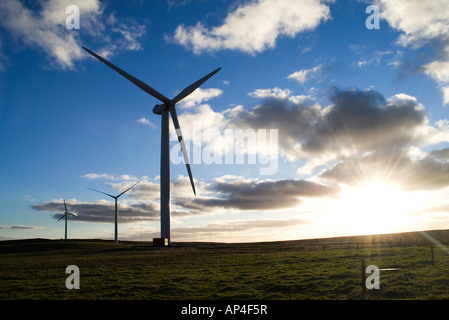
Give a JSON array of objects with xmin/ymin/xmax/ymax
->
[
  {"xmin": 231, "ymin": 87, "xmax": 431, "ymax": 171},
  {"xmin": 32, "ymin": 201, "xmax": 160, "ymax": 223},
  {"xmin": 320, "ymin": 89, "xmax": 425, "ymax": 149},
  {"xmin": 175, "ymin": 178, "xmax": 339, "ymax": 211}
]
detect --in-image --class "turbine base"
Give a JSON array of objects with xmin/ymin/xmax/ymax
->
[{"xmin": 153, "ymin": 238, "xmax": 169, "ymax": 247}]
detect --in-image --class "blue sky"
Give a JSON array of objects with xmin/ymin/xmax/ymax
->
[{"xmin": 1, "ymin": 0, "xmax": 449, "ymax": 242}]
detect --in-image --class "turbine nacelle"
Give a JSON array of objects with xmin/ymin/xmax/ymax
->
[{"xmin": 153, "ymin": 103, "xmax": 169, "ymax": 115}]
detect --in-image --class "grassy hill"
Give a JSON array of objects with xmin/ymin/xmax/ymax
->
[{"xmin": 1, "ymin": 229, "xmax": 449, "ymax": 300}]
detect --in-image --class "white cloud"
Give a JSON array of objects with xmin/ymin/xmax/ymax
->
[
  {"xmin": 350, "ymin": 48, "xmax": 393, "ymax": 69},
  {"xmin": 422, "ymin": 40, "xmax": 449, "ymax": 104},
  {"xmin": 82, "ymin": 173, "xmax": 138, "ymax": 181},
  {"xmin": 378, "ymin": 0, "xmax": 449, "ymax": 47},
  {"xmin": 249, "ymin": 87, "xmax": 315, "ymax": 107},
  {"xmin": 137, "ymin": 117, "xmax": 156, "ymax": 128},
  {"xmin": 378, "ymin": 0, "xmax": 449, "ymax": 104},
  {"xmin": 249, "ymin": 87, "xmax": 292, "ymax": 99},
  {"xmin": 108, "ymin": 12, "xmax": 146, "ymax": 51},
  {"xmin": 0, "ymin": 0, "xmax": 146, "ymax": 70},
  {"xmin": 172, "ymin": 104, "xmax": 228, "ymax": 145},
  {"xmin": 287, "ymin": 64, "xmax": 323, "ymax": 84},
  {"xmin": 172, "ymin": 0, "xmax": 331, "ymax": 54},
  {"xmin": 83, "ymin": 173, "xmax": 116, "ymax": 180},
  {"xmin": 423, "ymin": 55, "xmax": 449, "ymax": 104},
  {"xmin": 178, "ymin": 87, "xmax": 223, "ymax": 109},
  {"xmin": 443, "ymin": 87, "xmax": 449, "ymax": 105}
]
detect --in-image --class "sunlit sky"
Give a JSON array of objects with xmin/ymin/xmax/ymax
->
[{"xmin": 1, "ymin": 0, "xmax": 449, "ymax": 243}]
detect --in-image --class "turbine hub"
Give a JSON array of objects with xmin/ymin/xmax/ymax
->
[{"xmin": 153, "ymin": 103, "xmax": 168, "ymax": 115}]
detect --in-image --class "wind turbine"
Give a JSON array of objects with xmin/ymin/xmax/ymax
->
[
  {"xmin": 82, "ymin": 46, "xmax": 221, "ymax": 245},
  {"xmin": 88, "ymin": 180, "xmax": 140, "ymax": 244},
  {"xmin": 58, "ymin": 199, "xmax": 77, "ymax": 240}
]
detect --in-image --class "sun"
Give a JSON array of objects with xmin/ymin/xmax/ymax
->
[{"xmin": 333, "ymin": 180, "xmax": 411, "ymax": 235}]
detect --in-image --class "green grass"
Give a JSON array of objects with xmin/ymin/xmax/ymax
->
[{"xmin": 1, "ymin": 236, "xmax": 449, "ymax": 300}]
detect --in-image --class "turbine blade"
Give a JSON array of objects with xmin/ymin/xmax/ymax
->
[
  {"xmin": 170, "ymin": 106, "xmax": 196, "ymax": 195},
  {"xmin": 82, "ymin": 46, "xmax": 171, "ymax": 105},
  {"xmin": 64, "ymin": 199, "xmax": 68, "ymax": 213},
  {"xmin": 87, "ymin": 187, "xmax": 115, "ymax": 198},
  {"xmin": 117, "ymin": 180, "xmax": 140, "ymax": 198},
  {"xmin": 57, "ymin": 213, "xmax": 66, "ymax": 222},
  {"xmin": 67, "ymin": 212, "xmax": 77, "ymax": 218},
  {"xmin": 172, "ymin": 67, "xmax": 221, "ymax": 105}
]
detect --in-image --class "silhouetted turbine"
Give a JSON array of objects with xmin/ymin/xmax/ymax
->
[
  {"xmin": 82, "ymin": 46, "xmax": 221, "ymax": 245},
  {"xmin": 88, "ymin": 180, "xmax": 140, "ymax": 244},
  {"xmin": 57, "ymin": 199, "xmax": 77, "ymax": 240}
]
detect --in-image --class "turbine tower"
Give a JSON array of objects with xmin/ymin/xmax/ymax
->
[
  {"xmin": 88, "ymin": 180, "xmax": 140, "ymax": 244},
  {"xmin": 58, "ymin": 199, "xmax": 76, "ymax": 240},
  {"xmin": 82, "ymin": 46, "xmax": 221, "ymax": 245}
]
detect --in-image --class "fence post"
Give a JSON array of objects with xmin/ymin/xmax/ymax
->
[{"xmin": 361, "ymin": 258, "xmax": 366, "ymax": 295}]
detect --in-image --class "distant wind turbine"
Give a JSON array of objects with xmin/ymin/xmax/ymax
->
[
  {"xmin": 82, "ymin": 46, "xmax": 221, "ymax": 245},
  {"xmin": 88, "ymin": 180, "xmax": 140, "ymax": 244},
  {"xmin": 58, "ymin": 199, "xmax": 77, "ymax": 240}
]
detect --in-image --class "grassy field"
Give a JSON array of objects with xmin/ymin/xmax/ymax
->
[{"xmin": 1, "ymin": 230, "xmax": 449, "ymax": 300}]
